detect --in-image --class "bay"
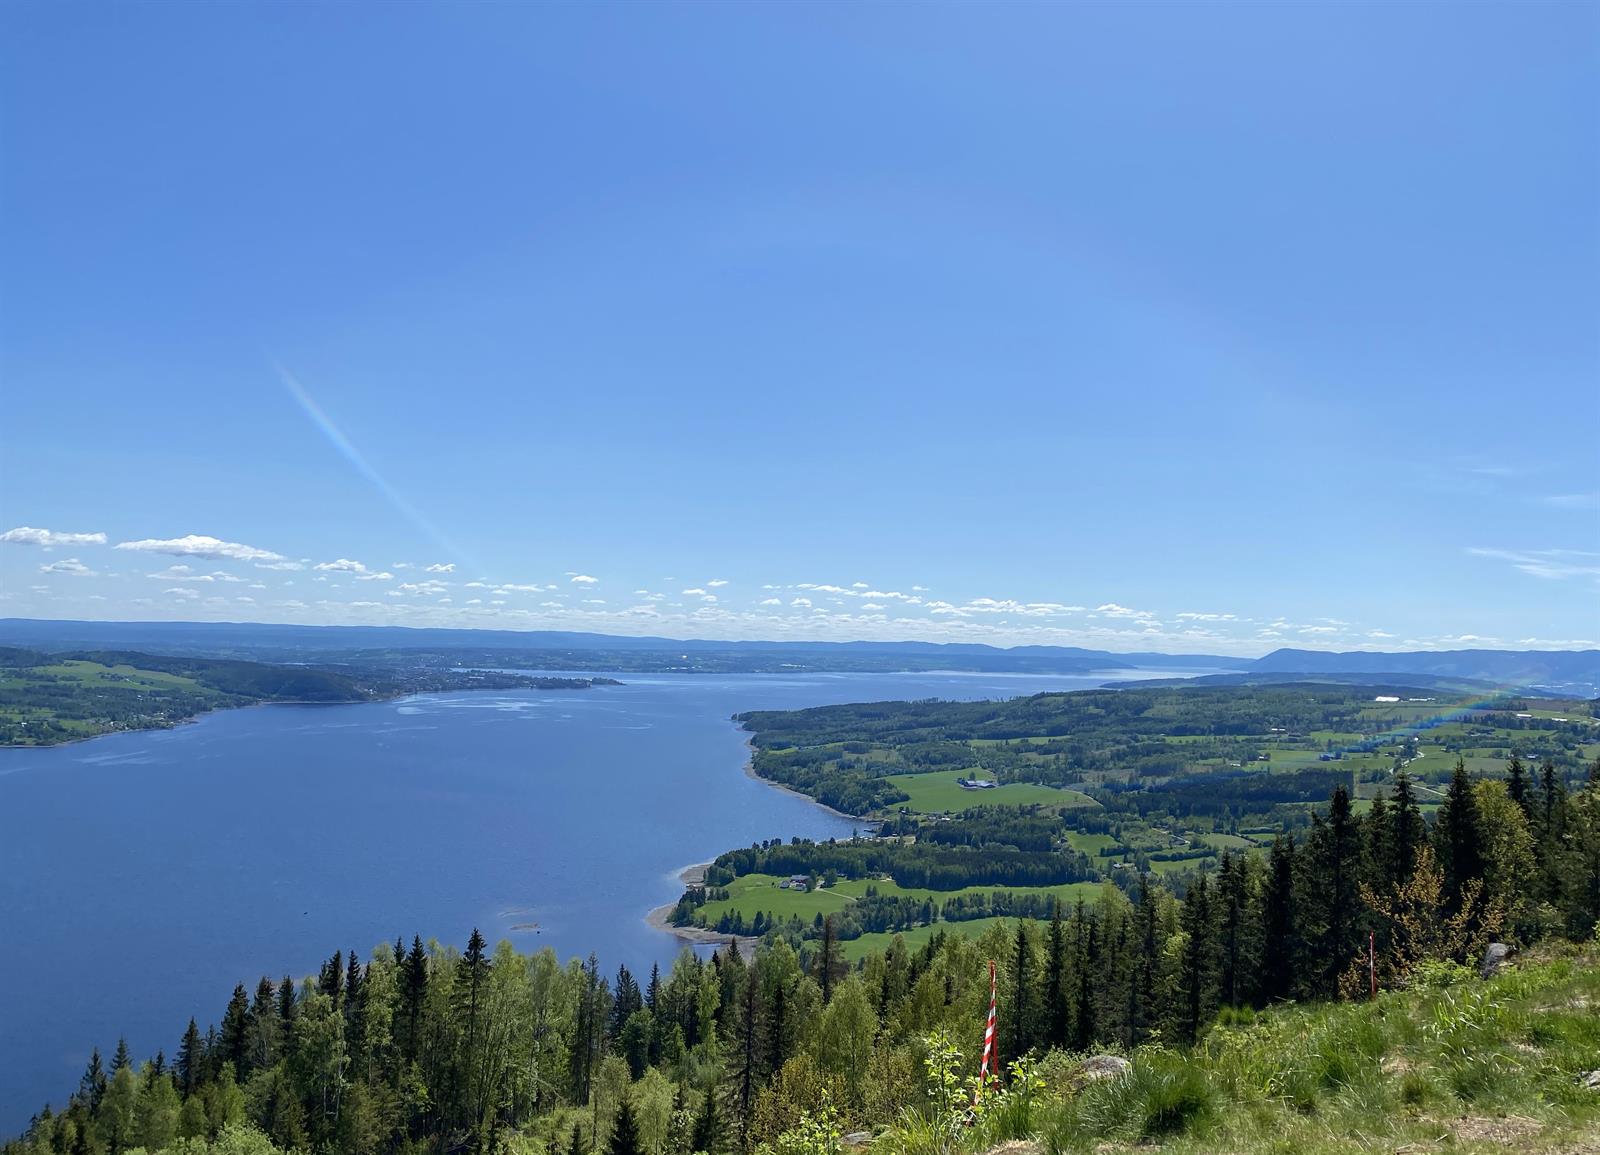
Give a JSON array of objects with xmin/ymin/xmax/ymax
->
[{"xmin": 0, "ymin": 668, "xmax": 1169, "ymax": 1130}]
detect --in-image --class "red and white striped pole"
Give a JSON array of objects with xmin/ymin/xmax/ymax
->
[{"xmin": 976, "ymin": 959, "xmax": 997, "ymax": 1103}]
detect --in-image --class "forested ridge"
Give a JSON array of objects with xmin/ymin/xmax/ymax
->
[
  {"xmin": 0, "ymin": 649, "xmax": 610, "ymax": 746},
  {"xmin": 9, "ymin": 754, "xmax": 1599, "ymax": 1155}
]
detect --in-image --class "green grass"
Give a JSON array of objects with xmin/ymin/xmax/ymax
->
[
  {"xmin": 1065, "ymin": 831, "xmax": 1122, "ymax": 856},
  {"xmin": 894, "ymin": 938, "xmax": 1600, "ymax": 1154},
  {"xmin": 880, "ymin": 771, "xmax": 1097, "ymax": 814}
]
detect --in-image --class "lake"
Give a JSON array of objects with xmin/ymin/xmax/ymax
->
[{"xmin": 0, "ymin": 668, "xmax": 1168, "ymax": 1131}]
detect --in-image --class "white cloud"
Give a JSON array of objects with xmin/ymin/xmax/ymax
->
[
  {"xmin": 496, "ymin": 583, "xmax": 541, "ymax": 593},
  {"xmin": 165, "ymin": 587, "xmax": 200, "ymax": 598},
  {"xmin": 569, "ymin": 574, "xmax": 599, "ymax": 584},
  {"xmin": 790, "ymin": 597, "xmax": 812, "ymax": 608},
  {"xmin": 40, "ymin": 557, "xmax": 95, "ymax": 576},
  {"xmin": 759, "ymin": 597, "xmax": 782, "ymax": 606},
  {"xmin": 682, "ymin": 587, "xmax": 707, "ymax": 596},
  {"xmin": 117, "ymin": 535, "xmax": 285, "ymax": 563},
  {"xmin": 255, "ymin": 559, "xmax": 305, "ymax": 571},
  {"xmin": 1176, "ymin": 611, "xmax": 1237, "ymax": 622},
  {"xmin": 395, "ymin": 580, "xmax": 449, "ymax": 596},
  {"xmin": 425, "ymin": 562, "xmax": 456, "ymax": 573},
  {"xmin": 354, "ymin": 571, "xmax": 394, "ymax": 582},
  {"xmin": 1095, "ymin": 602, "xmax": 1155, "ymax": 620},
  {"xmin": 707, "ymin": 578, "xmax": 729, "ymax": 587},
  {"xmin": 1, "ymin": 526, "xmax": 107, "ymax": 547},
  {"xmin": 315, "ymin": 558, "xmax": 370, "ymax": 574}
]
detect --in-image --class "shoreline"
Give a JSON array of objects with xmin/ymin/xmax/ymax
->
[
  {"xmin": 644, "ymin": 862, "xmax": 760, "ymax": 953},
  {"xmin": 0, "ymin": 681, "xmax": 614, "ymax": 751},
  {"xmin": 736, "ymin": 730, "xmax": 869, "ymax": 825},
  {"xmin": 641, "ymin": 727, "xmax": 874, "ymax": 951}
]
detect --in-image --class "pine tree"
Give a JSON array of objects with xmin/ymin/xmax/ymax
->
[{"xmin": 111, "ymin": 1037, "xmax": 131, "ymax": 1073}]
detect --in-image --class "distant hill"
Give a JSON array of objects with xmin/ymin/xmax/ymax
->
[
  {"xmin": 2, "ymin": 620, "xmax": 1595, "ymax": 690},
  {"xmin": 0, "ymin": 618, "xmax": 1247, "ymax": 673},
  {"xmin": 1252, "ymin": 646, "xmax": 1600, "ymax": 692}
]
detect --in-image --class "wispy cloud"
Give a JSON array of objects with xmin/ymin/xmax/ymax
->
[
  {"xmin": 1540, "ymin": 493, "xmax": 1600, "ymax": 512},
  {"xmin": 1467, "ymin": 547, "xmax": 1600, "ymax": 581},
  {"xmin": 425, "ymin": 562, "xmax": 456, "ymax": 573},
  {"xmin": 569, "ymin": 574, "xmax": 599, "ymax": 584},
  {"xmin": 1, "ymin": 526, "xmax": 107, "ymax": 548},
  {"xmin": 39, "ymin": 557, "xmax": 95, "ymax": 576}
]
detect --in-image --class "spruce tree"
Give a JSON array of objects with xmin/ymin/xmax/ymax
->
[
  {"xmin": 1302, "ymin": 786, "xmax": 1361, "ymax": 998},
  {"xmin": 1507, "ymin": 755, "xmax": 1531, "ymax": 819},
  {"xmin": 1010, "ymin": 920, "xmax": 1032, "ymax": 1061},
  {"xmin": 111, "ymin": 1037, "xmax": 131, "ymax": 1073},
  {"xmin": 1216, "ymin": 851, "xmax": 1256, "ymax": 1007},
  {"xmin": 608, "ymin": 1097, "xmax": 642, "ymax": 1155},
  {"xmin": 1390, "ymin": 772, "xmax": 1425, "ymax": 890},
  {"xmin": 177, "ymin": 1020, "xmax": 204, "ymax": 1097},
  {"xmin": 1177, "ymin": 876, "xmax": 1218, "ymax": 1043},
  {"xmin": 1045, "ymin": 899, "xmax": 1069, "ymax": 1049},
  {"xmin": 814, "ymin": 916, "xmax": 843, "ymax": 1003},
  {"xmin": 218, "ymin": 984, "xmax": 252, "ymax": 1079},
  {"xmin": 691, "ymin": 1087, "xmax": 721, "ymax": 1155},
  {"xmin": 1259, "ymin": 833, "xmax": 1297, "ymax": 1003},
  {"xmin": 79, "ymin": 1048, "xmax": 106, "ymax": 1111},
  {"xmin": 1434, "ymin": 759, "xmax": 1485, "ymax": 918}
]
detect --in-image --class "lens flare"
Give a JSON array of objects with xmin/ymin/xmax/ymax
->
[{"xmin": 275, "ymin": 363, "xmax": 467, "ymax": 566}]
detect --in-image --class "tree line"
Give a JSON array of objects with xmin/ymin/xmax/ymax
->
[{"xmin": 8, "ymin": 757, "xmax": 1598, "ymax": 1155}]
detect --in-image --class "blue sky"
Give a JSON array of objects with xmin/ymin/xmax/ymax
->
[{"xmin": 1, "ymin": 1, "xmax": 1595, "ymax": 656}]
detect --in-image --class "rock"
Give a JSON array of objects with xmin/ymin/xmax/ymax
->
[
  {"xmin": 840, "ymin": 1132, "xmax": 873, "ymax": 1149},
  {"xmin": 1479, "ymin": 942, "xmax": 1512, "ymax": 979},
  {"xmin": 1579, "ymin": 1070, "xmax": 1600, "ymax": 1090},
  {"xmin": 1080, "ymin": 1054, "xmax": 1132, "ymax": 1081}
]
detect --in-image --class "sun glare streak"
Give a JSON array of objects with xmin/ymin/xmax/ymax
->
[{"xmin": 274, "ymin": 363, "xmax": 469, "ymax": 566}]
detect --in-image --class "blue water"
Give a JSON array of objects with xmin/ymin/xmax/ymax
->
[{"xmin": 0, "ymin": 668, "xmax": 1161, "ymax": 1131}]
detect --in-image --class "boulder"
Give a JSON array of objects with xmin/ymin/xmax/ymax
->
[
  {"xmin": 840, "ymin": 1133, "xmax": 874, "ymax": 1150},
  {"xmin": 1579, "ymin": 1070, "xmax": 1600, "ymax": 1091},
  {"xmin": 1479, "ymin": 942, "xmax": 1513, "ymax": 979},
  {"xmin": 1080, "ymin": 1054, "xmax": 1132, "ymax": 1081}
]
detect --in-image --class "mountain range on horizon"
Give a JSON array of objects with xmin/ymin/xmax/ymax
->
[{"xmin": 1, "ymin": 617, "xmax": 1595, "ymax": 692}]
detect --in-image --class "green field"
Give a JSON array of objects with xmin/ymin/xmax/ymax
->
[
  {"xmin": 693, "ymin": 872, "xmax": 1108, "ymax": 929},
  {"xmin": 840, "ymin": 915, "xmax": 1015, "ymax": 961},
  {"xmin": 881, "ymin": 771, "xmax": 1097, "ymax": 814}
]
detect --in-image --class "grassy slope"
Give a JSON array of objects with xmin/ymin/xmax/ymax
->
[{"xmin": 951, "ymin": 940, "xmax": 1600, "ymax": 1155}]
